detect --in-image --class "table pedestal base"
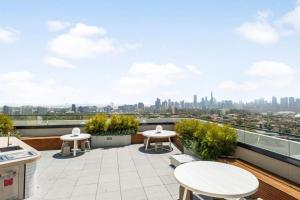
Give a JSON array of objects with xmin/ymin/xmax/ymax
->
[{"xmin": 179, "ymin": 186, "xmax": 193, "ymax": 200}]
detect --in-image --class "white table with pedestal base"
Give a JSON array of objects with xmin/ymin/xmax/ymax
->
[
  {"xmin": 142, "ymin": 130, "xmax": 176, "ymax": 151},
  {"xmin": 60, "ymin": 133, "xmax": 91, "ymax": 156},
  {"xmin": 174, "ymin": 161, "xmax": 259, "ymax": 200}
]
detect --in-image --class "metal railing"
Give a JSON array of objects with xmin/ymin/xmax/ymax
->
[
  {"xmin": 6, "ymin": 114, "xmax": 300, "ymax": 161},
  {"xmin": 237, "ymin": 129, "xmax": 300, "ymax": 160}
]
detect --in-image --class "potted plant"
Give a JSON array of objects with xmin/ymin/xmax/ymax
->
[
  {"xmin": 175, "ymin": 119, "xmax": 237, "ymax": 160},
  {"xmin": 85, "ymin": 114, "xmax": 139, "ymax": 147},
  {"xmin": 0, "ymin": 114, "xmax": 19, "ymax": 137}
]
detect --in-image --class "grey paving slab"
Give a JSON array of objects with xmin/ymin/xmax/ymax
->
[
  {"xmin": 31, "ymin": 143, "xmax": 181, "ymax": 200},
  {"xmin": 141, "ymin": 176, "xmax": 163, "ymax": 187},
  {"xmin": 96, "ymin": 191, "xmax": 122, "ymax": 200},
  {"xmin": 71, "ymin": 183, "xmax": 98, "ymax": 196},
  {"xmin": 121, "ymin": 188, "xmax": 147, "ymax": 200},
  {"xmin": 98, "ymin": 181, "xmax": 120, "ymax": 193}
]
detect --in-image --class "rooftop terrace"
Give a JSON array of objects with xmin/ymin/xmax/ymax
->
[
  {"xmin": 27, "ymin": 143, "xmax": 187, "ymax": 200},
  {"xmin": 2, "ymin": 117, "xmax": 300, "ymax": 200}
]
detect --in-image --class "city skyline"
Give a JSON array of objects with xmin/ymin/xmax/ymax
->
[
  {"xmin": 1, "ymin": 93, "xmax": 300, "ymax": 115},
  {"xmin": 0, "ymin": 0, "xmax": 300, "ymax": 105}
]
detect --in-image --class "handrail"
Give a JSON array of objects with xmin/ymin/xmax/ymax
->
[{"xmin": 8, "ymin": 114, "xmax": 300, "ymax": 139}]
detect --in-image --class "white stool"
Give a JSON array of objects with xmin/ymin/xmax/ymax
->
[
  {"xmin": 61, "ymin": 141, "xmax": 71, "ymax": 156},
  {"xmin": 83, "ymin": 139, "xmax": 91, "ymax": 152},
  {"xmin": 155, "ymin": 142, "xmax": 163, "ymax": 152}
]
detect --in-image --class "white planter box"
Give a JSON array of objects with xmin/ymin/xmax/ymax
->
[{"xmin": 91, "ymin": 135, "xmax": 131, "ymax": 147}]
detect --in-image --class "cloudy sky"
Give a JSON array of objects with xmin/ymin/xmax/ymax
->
[{"xmin": 0, "ymin": 0, "xmax": 299, "ymax": 105}]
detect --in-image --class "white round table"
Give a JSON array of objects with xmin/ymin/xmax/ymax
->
[
  {"xmin": 174, "ymin": 161, "xmax": 259, "ymax": 200},
  {"xmin": 142, "ymin": 130, "xmax": 176, "ymax": 151},
  {"xmin": 60, "ymin": 133, "xmax": 91, "ymax": 156}
]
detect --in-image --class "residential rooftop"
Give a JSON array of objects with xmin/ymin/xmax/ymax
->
[{"xmin": 27, "ymin": 144, "xmax": 184, "ymax": 200}]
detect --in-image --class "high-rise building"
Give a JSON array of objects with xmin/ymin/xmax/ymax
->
[
  {"xmin": 193, "ymin": 94, "xmax": 197, "ymax": 108},
  {"xmin": 37, "ymin": 107, "xmax": 48, "ymax": 115},
  {"xmin": 272, "ymin": 96, "xmax": 277, "ymax": 106},
  {"xmin": 3, "ymin": 105, "xmax": 12, "ymax": 115},
  {"xmin": 137, "ymin": 102, "xmax": 144, "ymax": 110},
  {"xmin": 210, "ymin": 92, "xmax": 214, "ymax": 105},
  {"xmin": 289, "ymin": 97, "xmax": 295, "ymax": 111},
  {"xmin": 280, "ymin": 97, "xmax": 289, "ymax": 110},
  {"xmin": 162, "ymin": 100, "xmax": 168, "ymax": 110},
  {"xmin": 20, "ymin": 106, "xmax": 33, "ymax": 115},
  {"xmin": 168, "ymin": 99, "xmax": 172, "ymax": 108},
  {"xmin": 296, "ymin": 98, "xmax": 300, "ymax": 111},
  {"xmin": 71, "ymin": 104, "xmax": 76, "ymax": 113},
  {"xmin": 155, "ymin": 98, "xmax": 161, "ymax": 110}
]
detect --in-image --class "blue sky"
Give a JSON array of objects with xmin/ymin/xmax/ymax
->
[{"xmin": 0, "ymin": 0, "xmax": 299, "ymax": 105}]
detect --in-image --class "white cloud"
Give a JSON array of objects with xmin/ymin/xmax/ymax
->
[
  {"xmin": 0, "ymin": 28, "xmax": 19, "ymax": 43},
  {"xmin": 0, "ymin": 71, "xmax": 32, "ymax": 82},
  {"xmin": 278, "ymin": 4, "xmax": 300, "ymax": 33},
  {"xmin": 47, "ymin": 23, "xmax": 140, "ymax": 59},
  {"xmin": 185, "ymin": 65, "xmax": 201, "ymax": 74},
  {"xmin": 218, "ymin": 61, "xmax": 296, "ymax": 92},
  {"xmin": 218, "ymin": 80, "xmax": 259, "ymax": 91},
  {"xmin": 113, "ymin": 63, "xmax": 197, "ymax": 95},
  {"xmin": 43, "ymin": 56, "xmax": 76, "ymax": 69},
  {"xmin": 0, "ymin": 71, "xmax": 79, "ymax": 104},
  {"xmin": 47, "ymin": 20, "xmax": 71, "ymax": 32},
  {"xmin": 235, "ymin": 20, "xmax": 279, "ymax": 45},
  {"xmin": 236, "ymin": 3, "xmax": 300, "ymax": 44},
  {"xmin": 69, "ymin": 23, "xmax": 106, "ymax": 36},
  {"xmin": 246, "ymin": 61, "xmax": 295, "ymax": 77},
  {"xmin": 256, "ymin": 10, "xmax": 272, "ymax": 20}
]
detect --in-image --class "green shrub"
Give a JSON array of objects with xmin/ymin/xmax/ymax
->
[
  {"xmin": 175, "ymin": 119, "xmax": 237, "ymax": 160},
  {"xmin": 85, "ymin": 114, "xmax": 139, "ymax": 135},
  {"xmin": 84, "ymin": 114, "xmax": 107, "ymax": 134},
  {"xmin": 175, "ymin": 119, "xmax": 200, "ymax": 149},
  {"xmin": 106, "ymin": 115, "xmax": 139, "ymax": 135},
  {"xmin": 0, "ymin": 114, "xmax": 19, "ymax": 137}
]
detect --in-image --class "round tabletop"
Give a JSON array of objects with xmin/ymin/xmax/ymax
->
[
  {"xmin": 60, "ymin": 133, "xmax": 91, "ymax": 141},
  {"xmin": 174, "ymin": 161, "xmax": 259, "ymax": 199},
  {"xmin": 142, "ymin": 130, "xmax": 176, "ymax": 138}
]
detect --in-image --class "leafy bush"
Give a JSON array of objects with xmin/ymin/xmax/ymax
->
[
  {"xmin": 175, "ymin": 119, "xmax": 201, "ymax": 149},
  {"xmin": 85, "ymin": 114, "xmax": 139, "ymax": 135},
  {"xmin": 175, "ymin": 119, "xmax": 237, "ymax": 160},
  {"xmin": 0, "ymin": 114, "xmax": 19, "ymax": 137},
  {"xmin": 84, "ymin": 114, "xmax": 107, "ymax": 134},
  {"xmin": 106, "ymin": 115, "xmax": 139, "ymax": 135}
]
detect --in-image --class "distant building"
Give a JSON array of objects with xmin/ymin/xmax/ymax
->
[
  {"xmin": 272, "ymin": 96, "xmax": 277, "ymax": 107},
  {"xmin": 296, "ymin": 98, "xmax": 300, "ymax": 111},
  {"xmin": 20, "ymin": 106, "xmax": 33, "ymax": 115},
  {"xmin": 118, "ymin": 104, "xmax": 136, "ymax": 112},
  {"xmin": 280, "ymin": 97, "xmax": 289, "ymax": 110},
  {"xmin": 137, "ymin": 102, "xmax": 144, "ymax": 111},
  {"xmin": 3, "ymin": 105, "xmax": 12, "ymax": 115},
  {"xmin": 155, "ymin": 98, "xmax": 161, "ymax": 110},
  {"xmin": 289, "ymin": 97, "xmax": 295, "ymax": 111},
  {"xmin": 161, "ymin": 100, "xmax": 168, "ymax": 110},
  {"xmin": 103, "ymin": 105, "xmax": 113, "ymax": 113},
  {"xmin": 193, "ymin": 94, "xmax": 197, "ymax": 108},
  {"xmin": 71, "ymin": 104, "xmax": 76, "ymax": 113},
  {"xmin": 37, "ymin": 107, "xmax": 48, "ymax": 115}
]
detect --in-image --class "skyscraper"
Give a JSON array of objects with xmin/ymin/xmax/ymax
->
[
  {"xmin": 137, "ymin": 102, "xmax": 144, "ymax": 110},
  {"xmin": 280, "ymin": 97, "xmax": 289, "ymax": 110},
  {"xmin": 193, "ymin": 94, "xmax": 197, "ymax": 108},
  {"xmin": 155, "ymin": 98, "xmax": 161, "ymax": 110},
  {"xmin": 71, "ymin": 104, "xmax": 76, "ymax": 113},
  {"xmin": 272, "ymin": 96, "xmax": 277, "ymax": 106},
  {"xmin": 289, "ymin": 97, "xmax": 295, "ymax": 111}
]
